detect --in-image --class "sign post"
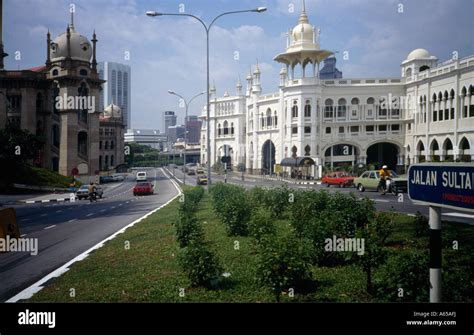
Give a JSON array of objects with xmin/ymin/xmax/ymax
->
[
  {"xmin": 221, "ymin": 156, "xmax": 231, "ymax": 184},
  {"xmin": 408, "ymin": 163, "xmax": 474, "ymax": 303}
]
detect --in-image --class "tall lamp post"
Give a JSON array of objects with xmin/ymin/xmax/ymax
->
[
  {"xmin": 147, "ymin": 7, "xmax": 267, "ymax": 185},
  {"xmin": 168, "ymin": 90, "xmax": 205, "ymax": 185}
]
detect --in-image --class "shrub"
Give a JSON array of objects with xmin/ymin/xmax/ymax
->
[
  {"xmin": 374, "ymin": 250, "xmax": 429, "ymax": 302},
  {"xmin": 248, "ymin": 186, "xmax": 291, "ymax": 218},
  {"xmin": 178, "ymin": 240, "xmax": 223, "ymax": 288},
  {"xmin": 179, "ymin": 187, "xmax": 204, "ymax": 215},
  {"xmin": 355, "ymin": 212, "xmax": 393, "ymax": 293},
  {"xmin": 413, "ymin": 211, "xmax": 429, "ymax": 237},
  {"xmin": 175, "ymin": 213, "xmax": 204, "ymax": 248},
  {"xmin": 442, "ymin": 249, "xmax": 474, "ymax": 302},
  {"xmin": 256, "ymin": 232, "xmax": 313, "ymax": 302},
  {"xmin": 289, "ymin": 190, "xmax": 330, "ymax": 232},
  {"xmin": 210, "ymin": 183, "xmax": 250, "ymax": 236},
  {"xmin": 248, "ymin": 207, "xmax": 276, "ymax": 243}
]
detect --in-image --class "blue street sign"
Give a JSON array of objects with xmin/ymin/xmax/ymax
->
[{"xmin": 408, "ymin": 163, "xmax": 474, "ymax": 212}]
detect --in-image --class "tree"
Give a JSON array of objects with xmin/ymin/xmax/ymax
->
[{"xmin": 0, "ymin": 123, "xmax": 44, "ymax": 188}]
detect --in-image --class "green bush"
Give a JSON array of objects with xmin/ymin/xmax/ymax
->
[
  {"xmin": 442, "ymin": 249, "xmax": 474, "ymax": 302},
  {"xmin": 179, "ymin": 187, "xmax": 204, "ymax": 215},
  {"xmin": 374, "ymin": 250, "xmax": 429, "ymax": 302},
  {"xmin": 289, "ymin": 190, "xmax": 330, "ymax": 233},
  {"xmin": 248, "ymin": 186, "xmax": 291, "ymax": 218},
  {"xmin": 175, "ymin": 213, "xmax": 204, "ymax": 248},
  {"xmin": 256, "ymin": 232, "xmax": 314, "ymax": 302},
  {"xmin": 355, "ymin": 212, "xmax": 393, "ymax": 293},
  {"xmin": 210, "ymin": 183, "xmax": 250, "ymax": 236},
  {"xmin": 413, "ymin": 211, "xmax": 429, "ymax": 237},
  {"xmin": 248, "ymin": 207, "xmax": 276, "ymax": 243},
  {"xmin": 178, "ymin": 240, "xmax": 223, "ymax": 288}
]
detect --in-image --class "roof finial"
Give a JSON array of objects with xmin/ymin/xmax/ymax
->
[
  {"xmin": 299, "ymin": 0, "xmax": 309, "ymax": 24},
  {"xmin": 70, "ymin": 6, "xmax": 75, "ymax": 30}
]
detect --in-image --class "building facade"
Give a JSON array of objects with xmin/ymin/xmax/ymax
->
[
  {"xmin": 98, "ymin": 61, "xmax": 131, "ymax": 128},
  {"xmin": 124, "ymin": 129, "xmax": 167, "ymax": 150},
  {"xmin": 99, "ymin": 104, "xmax": 125, "ymax": 171},
  {"xmin": 185, "ymin": 115, "xmax": 202, "ymax": 144},
  {"xmin": 0, "ymin": 12, "xmax": 104, "ymax": 177},
  {"xmin": 200, "ymin": 2, "xmax": 474, "ymax": 175},
  {"xmin": 164, "ymin": 111, "xmax": 177, "ymax": 135}
]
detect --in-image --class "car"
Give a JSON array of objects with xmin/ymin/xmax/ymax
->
[
  {"xmin": 133, "ymin": 182, "xmax": 154, "ymax": 196},
  {"xmin": 183, "ymin": 163, "xmax": 197, "ymax": 173},
  {"xmin": 321, "ymin": 171, "xmax": 355, "ymax": 188},
  {"xmin": 187, "ymin": 168, "xmax": 196, "ymax": 176},
  {"xmin": 197, "ymin": 175, "xmax": 208, "ymax": 185},
  {"xmin": 196, "ymin": 168, "xmax": 205, "ymax": 175},
  {"xmin": 99, "ymin": 176, "xmax": 113, "ymax": 183},
  {"xmin": 136, "ymin": 171, "xmax": 147, "ymax": 181},
  {"xmin": 111, "ymin": 174, "xmax": 125, "ymax": 182},
  {"xmin": 354, "ymin": 170, "xmax": 408, "ymax": 194},
  {"xmin": 76, "ymin": 185, "xmax": 103, "ymax": 200}
]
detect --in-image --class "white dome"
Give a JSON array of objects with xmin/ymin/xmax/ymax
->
[
  {"xmin": 104, "ymin": 104, "xmax": 122, "ymax": 118},
  {"xmin": 292, "ymin": 22, "xmax": 314, "ymax": 43},
  {"xmin": 50, "ymin": 26, "xmax": 92, "ymax": 62},
  {"xmin": 407, "ymin": 48, "xmax": 431, "ymax": 60}
]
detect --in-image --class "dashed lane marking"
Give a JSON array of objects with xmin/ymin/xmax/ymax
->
[
  {"xmin": 86, "ymin": 213, "xmax": 94, "ymax": 217},
  {"xmin": 44, "ymin": 225, "xmax": 56, "ymax": 230}
]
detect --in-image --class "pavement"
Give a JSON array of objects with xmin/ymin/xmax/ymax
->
[{"xmin": 0, "ymin": 168, "xmax": 180, "ymax": 302}]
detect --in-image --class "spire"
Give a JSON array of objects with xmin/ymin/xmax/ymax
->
[
  {"xmin": 46, "ymin": 29, "xmax": 51, "ymax": 66},
  {"xmin": 92, "ymin": 30, "xmax": 98, "ymax": 71},
  {"xmin": 0, "ymin": 0, "xmax": 8, "ymax": 70},
  {"xmin": 66, "ymin": 25, "xmax": 71, "ymax": 59},
  {"xmin": 69, "ymin": 7, "xmax": 75, "ymax": 31},
  {"xmin": 299, "ymin": 0, "xmax": 309, "ymax": 24}
]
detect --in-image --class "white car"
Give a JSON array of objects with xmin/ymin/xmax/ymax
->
[
  {"xmin": 111, "ymin": 174, "xmax": 125, "ymax": 182},
  {"xmin": 136, "ymin": 171, "xmax": 147, "ymax": 181}
]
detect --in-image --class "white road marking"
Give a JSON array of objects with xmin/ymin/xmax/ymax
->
[
  {"xmin": 7, "ymin": 168, "xmax": 182, "ymax": 303},
  {"xmin": 44, "ymin": 225, "xmax": 56, "ymax": 230},
  {"xmin": 41, "ymin": 200, "xmax": 50, "ymax": 203},
  {"xmin": 118, "ymin": 204, "xmax": 123, "ymax": 207},
  {"xmin": 374, "ymin": 199, "xmax": 390, "ymax": 203},
  {"xmin": 111, "ymin": 206, "xmax": 116, "ymax": 209},
  {"xmin": 56, "ymin": 210, "xmax": 62, "ymax": 213},
  {"xmin": 26, "ymin": 201, "xmax": 35, "ymax": 204},
  {"xmin": 21, "ymin": 218, "xmax": 31, "ymax": 222},
  {"xmin": 100, "ymin": 209, "xmax": 106, "ymax": 212},
  {"xmin": 20, "ymin": 234, "xmax": 28, "ymax": 237},
  {"xmin": 86, "ymin": 213, "xmax": 94, "ymax": 217},
  {"xmin": 68, "ymin": 219, "xmax": 77, "ymax": 223},
  {"xmin": 407, "ymin": 214, "xmax": 416, "ymax": 217}
]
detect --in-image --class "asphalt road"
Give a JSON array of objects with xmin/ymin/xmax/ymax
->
[
  {"xmin": 167, "ymin": 166, "xmax": 474, "ymax": 225},
  {"xmin": 0, "ymin": 168, "xmax": 179, "ymax": 302}
]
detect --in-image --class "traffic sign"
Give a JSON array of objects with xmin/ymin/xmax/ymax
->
[
  {"xmin": 221, "ymin": 156, "xmax": 231, "ymax": 164},
  {"xmin": 408, "ymin": 163, "xmax": 474, "ymax": 213}
]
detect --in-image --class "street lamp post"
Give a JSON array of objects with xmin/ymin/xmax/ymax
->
[
  {"xmin": 147, "ymin": 7, "xmax": 267, "ymax": 185},
  {"xmin": 168, "ymin": 90, "xmax": 205, "ymax": 185}
]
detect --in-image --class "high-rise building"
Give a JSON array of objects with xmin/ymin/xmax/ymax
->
[
  {"xmin": 319, "ymin": 56, "xmax": 343, "ymax": 79},
  {"xmin": 164, "ymin": 111, "xmax": 177, "ymax": 135},
  {"xmin": 185, "ymin": 115, "xmax": 202, "ymax": 144},
  {"xmin": 167, "ymin": 125, "xmax": 185, "ymax": 144},
  {"xmin": 98, "ymin": 62, "xmax": 131, "ymax": 128}
]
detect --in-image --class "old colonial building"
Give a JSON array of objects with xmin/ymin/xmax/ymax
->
[
  {"xmin": 0, "ymin": 12, "xmax": 104, "ymax": 177},
  {"xmin": 201, "ymin": 1, "xmax": 474, "ymax": 175},
  {"xmin": 99, "ymin": 104, "xmax": 125, "ymax": 171}
]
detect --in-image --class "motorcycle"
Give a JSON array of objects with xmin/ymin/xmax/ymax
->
[{"xmin": 379, "ymin": 177, "xmax": 398, "ymax": 195}]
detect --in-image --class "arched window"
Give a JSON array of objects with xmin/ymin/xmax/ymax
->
[
  {"xmin": 79, "ymin": 69, "xmax": 88, "ymax": 76},
  {"xmin": 230, "ymin": 122, "xmax": 234, "ymax": 135},
  {"xmin": 78, "ymin": 131, "xmax": 88, "ymax": 157},
  {"xmin": 304, "ymin": 145, "xmax": 311, "ymax": 156},
  {"xmin": 351, "ymin": 97, "xmax": 359, "ymax": 105},
  {"xmin": 224, "ymin": 121, "xmax": 229, "ymax": 135},
  {"xmin": 325, "ymin": 127, "xmax": 331, "ymax": 134},
  {"xmin": 337, "ymin": 98, "xmax": 346, "ymax": 118},
  {"xmin": 111, "ymin": 155, "xmax": 115, "ymax": 166},
  {"xmin": 218, "ymin": 124, "xmax": 222, "ymax": 136},
  {"xmin": 110, "ymin": 141, "xmax": 114, "ymax": 150},
  {"xmin": 105, "ymin": 155, "xmax": 109, "ymax": 167},
  {"xmin": 266, "ymin": 108, "xmax": 272, "ymax": 127},
  {"xmin": 292, "ymin": 101, "xmax": 298, "ymax": 118},
  {"xmin": 274, "ymin": 111, "xmax": 278, "ymax": 127},
  {"xmin": 52, "ymin": 69, "xmax": 59, "ymax": 76},
  {"xmin": 324, "ymin": 98, "xmax": 333, "ymax": 118},
  {"xmin": 304, "ymin": 100, "xmax": 311, "ymax": 118},
  {"xmin": 99, "ymin": 156, "xmax": 103, "ymax": 170},
  {"xmin": 419, "ymin": 65, "xmax": 430, "ymax": 72},
  {"xmin": 105, "ymin": 141, "xmax": 109, "ymax": 150},
  {"xmin": 367, "ymin": 97, "xmax": 375, "ymax": 104},
  {"xmin": 78, "ymin": 82, "xmax": 89, "ymax": 123},
  {"xmin": 36, "ymin": 93, "xmax": 44, "ymax": 114},
  {"xmin": 99, "ymin": 141, "xmax": 102, "ymax": 150}
]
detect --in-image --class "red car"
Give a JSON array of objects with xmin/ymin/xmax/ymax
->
[
  {"xmin": 321, "ymin": 172, "xmax": 355, "ymax": 188},
  {"xmin": 133, "ymin": 182, "xmax": 154, "ymax": 196}
]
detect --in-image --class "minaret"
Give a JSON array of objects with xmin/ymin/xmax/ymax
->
[
  {"xmin": 299, "ymin": 0, "xmax": 308, "ymax": 24},
  {"xmin": 66, "ymin": 25, "xmax": 71, "ymax": 59},
  {"xmin": 246, "ymin": 69, "xmax": 253, "ymax": 96},
  {"xmin": 236, "ymin": 77, "xmax": 242, "ymax": 96},
  {"xmin": 210, "ymin": 80, "xmax": 216, "ymax": 99},
  {"xmin": 0, "ymin": 0, "xmax": 8, "ymax": 70},
  {"xmin": 252, "ymin": 60, "xmax": 261, "ymax": 94},
  {"xmin": 46, "ymin": 30, "xmax": 51, "ymax": 66},
  {"xmin": 92, "ymin": 30, "xmax": 98, "ymax": 71}
]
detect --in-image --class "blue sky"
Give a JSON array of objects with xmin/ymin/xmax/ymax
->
[{"xmin": 4, "ymin": 0, "xmax": 474, "ymax": 129}]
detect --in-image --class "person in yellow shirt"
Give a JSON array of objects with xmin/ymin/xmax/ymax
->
[{"xmin": 378, "ymin": 165, "xmax": 392, "ymax": 195}]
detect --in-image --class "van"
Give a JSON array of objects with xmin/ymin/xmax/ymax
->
[{"xmin": 136, "ymin": 171, "xmax": 147, "ymax": 181}]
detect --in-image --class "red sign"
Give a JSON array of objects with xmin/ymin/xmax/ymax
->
[{"xmin": 71, "ymin": 168, "xmax": 79, "ymax": 176}]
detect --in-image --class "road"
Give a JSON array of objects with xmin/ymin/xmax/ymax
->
[
  {"xmin": 0, "ymin": 168, "xmax": 179, "ymax": 302},
  {"xmin": 167, "ymin": 166, "xmax": 474, "ymax": 225}
]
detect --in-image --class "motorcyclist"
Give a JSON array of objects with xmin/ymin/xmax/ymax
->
[
  {"xmin": 88, "ymin": 182, "xmax": 97, "ymax": 202},
  {"xmin": 378, "ymin": 165, "xmax": 392, "ymax": 195}
]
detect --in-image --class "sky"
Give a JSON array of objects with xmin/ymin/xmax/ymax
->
[{"xmin": 4, "ymin": 0, "xmax": 474, "ymax": 130}]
